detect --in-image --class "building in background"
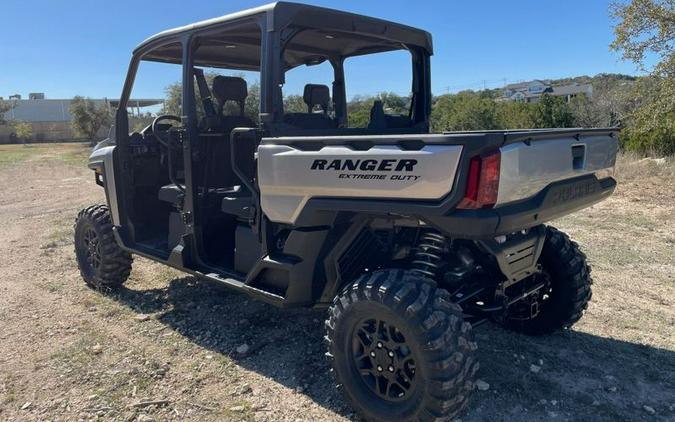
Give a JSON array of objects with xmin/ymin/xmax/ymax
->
[
  {"xmin": 0, "ymin": 94, "xmax": 163, "ymax": 143},
  {"xmin": 501, "ymin": 80, "xmax": 593, "ymax": 103}
]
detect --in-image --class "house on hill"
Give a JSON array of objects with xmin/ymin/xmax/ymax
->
[{"xmin": 501, "ymin": 80, "xmax": 592, "ymax": 103}]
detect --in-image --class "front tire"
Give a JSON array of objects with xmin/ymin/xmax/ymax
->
[
  {"xmin": 504, "ymin": 226, "xmax": 592, "ymax": 335},
  {"xmin": 326, "ymin": 270, "xmax": 478, "ymax": 422},
  {"xmin": 74, "ymin": 204, "xmax": 132, "ymax": 290}
]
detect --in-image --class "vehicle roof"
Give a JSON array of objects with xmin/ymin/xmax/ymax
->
[{"xmin": 134, "ymin": 2, "xmax": 433, "ymax": 57}]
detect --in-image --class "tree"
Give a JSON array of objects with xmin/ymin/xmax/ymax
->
[
  {"xmin": 431, "ymin": 91, "xmax": 497, "ymax": 132},
  {"xmin": 494, "ymin": 101, "xmax": 537, "ymax": 129},
  {"xmin": 70, "ymin": 96, "xmax": 113, "ymax": 145},
  {"xmin": 376, "ymin": 92, "xmax": 409, "ymax": 114},
  {"xmin": 568, "ymin": 75, "xmax": 640, "ymax": 128},
  {"xmin": 533, "ymin": 94, "xmax": 575, "ymax": 128},
  {"xmin": 162, "ymin": 81, "xmax": 182, "ymax": 116},
  {"xmin": 284, "ymin": 94, "xmax": 306, "ymax": 113},
  {"xmin": 12, "ymin": 121, "xmax": 32, "ymax": 143},
  {"xmin": 611, "ymin": 0, "xmax": 675, "ymax": 155},
  {"xmin": 0, "ymin": 99, "xmax": 15, "ymax": 126},
  {"xmin": 621, "ymin": 75, "xmax": 675, "ymax": 153},
  {"xmin": 244, "ymin": 82, "xmax": 260, "ymax": 125},
  {"xmin": 343, "ymin": 93, "xmax": 411, "ymax": 128},
  {"xmin": 347, "ymin": 95, "xmax": 375, "ymax": 128}
]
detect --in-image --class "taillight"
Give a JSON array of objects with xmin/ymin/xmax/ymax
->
[{"xmin": 457, "ymin": 150, "xmax": 501, "ymax": 209}]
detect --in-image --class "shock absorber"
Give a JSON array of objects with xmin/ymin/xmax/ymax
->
[{"xmin": 411, "ymin": 230, "xmax": 448, "ymax": 279}]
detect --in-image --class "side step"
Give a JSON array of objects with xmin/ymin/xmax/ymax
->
[{"xmin": 201, "ymin": 272, "xmax": 286, "ymax": 306}]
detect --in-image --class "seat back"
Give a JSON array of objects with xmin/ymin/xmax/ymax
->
[
  {"xmin": 204, "ymin": 76, "xmax": 255, "ymax": 190},
  {"xmin": 212, "ymin": 76, "xmax": 255, "ymax": 130},
  {"xmin": 283, "ymin": 84, "xmax": 337, "ymax": 130},
  {"xmin": 303, "ymin": 84, "xmax": 330, "ymax": 113}
]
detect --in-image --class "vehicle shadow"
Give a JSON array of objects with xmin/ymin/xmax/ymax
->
[
  {"xmin": 112, "ymin": 276, "xmax": 352, "ymax": 417},
  {"xmin": 109, "ymin": 276, "xmax": 675, "ymax": 422}
]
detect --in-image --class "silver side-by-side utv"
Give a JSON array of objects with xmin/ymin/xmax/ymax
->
[{"xmin": 74, "ymin": 3, "xmax": 618, "ymax": 420}]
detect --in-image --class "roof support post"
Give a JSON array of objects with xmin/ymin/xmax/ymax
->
[{"xmin": 259, "ymin": 18, "xmax": 282, "ymax": 127}]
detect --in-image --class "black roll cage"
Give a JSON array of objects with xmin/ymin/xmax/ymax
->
[
  {"xmin": 110, "ymin": 3, "xmax": 434, "ymax": 280},
  {"xmin": 116, "ymin": 2, "xmax": 433, "ymax": 143}
]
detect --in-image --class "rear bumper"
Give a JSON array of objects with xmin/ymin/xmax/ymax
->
[
  {"xmin": 496, "ymin": 175, "xmax": 615, "ymax": 233},
  {"xmin": 428, "ymin": 175, "xmax": 616, "ymax": 238}
]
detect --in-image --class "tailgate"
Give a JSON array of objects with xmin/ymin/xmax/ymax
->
[{"xmin": 495, "ymin": 131, "xmax": 618, "ymax": 207}]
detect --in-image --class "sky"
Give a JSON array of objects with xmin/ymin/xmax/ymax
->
[{"xmin": 0, "ymin": 0, "xmax": 647, "ymax": 101}]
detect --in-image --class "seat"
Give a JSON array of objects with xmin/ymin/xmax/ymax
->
[
  {"xmin": 283, "ymin": 84, "xmax": 337, "ymax": 130},
  {"xmin": 206, "ymin": 76, "xmax": 256, "ymax": 190},
  {"xmin": 211, "ymin": 76, "xmax": 256, "ymax": 220},
  {"xmin": 367, "ymin": 100, "xmax": 412, "ymax": 130},
  {"xmin": 158, "ymin": 184, "xmax": 184, "ymax": 205},
  {"xmin": 158, "ymin": 183, "xmax": 252, "ymax": 220},
  {"xmin": 221, "ymin": 185, "xmax": 254, "ymax": 221},
  {"xmin": 159, "ymin": 76, "xmax": 256, "ymax": 207},
  {"xmin": 211, "ymin": 76, "xmax": 255, "ymax": 132}
]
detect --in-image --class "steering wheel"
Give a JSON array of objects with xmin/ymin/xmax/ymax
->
[{"xmin": 151, "ymin": 115, "xmax": 182, "ymax": 148}]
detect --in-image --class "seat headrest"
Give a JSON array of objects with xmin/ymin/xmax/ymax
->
[
  {"xmin": 303, "ymin": 84, "xmax": 330, "ymax": 112},
  {"xmin": 212, "ymin": 76, "xmax": 248, "ymax": 103}
]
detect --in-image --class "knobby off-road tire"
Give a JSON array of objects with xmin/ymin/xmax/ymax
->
[
  {"xmin": 326, "ymin": 269, "xmax": 479, "ymax": 422},
  {"xmin": 74, "ymin": 204, "xmax": 132, "ymax": 290},
  {"xmin": 504, "ymin": 226, "xmax": 593, "ymax": 335}
]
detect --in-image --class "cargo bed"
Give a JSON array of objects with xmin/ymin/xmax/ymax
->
[{"xmin": 258, "ymin": 128, "xmax": 619, "ymax": 237}]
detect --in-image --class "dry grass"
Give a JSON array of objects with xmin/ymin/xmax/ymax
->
[
  {"xmin": 0, "ymin": 142, "xmax": 91, "ymax": 167},
  {"xmin": 0, "ymin": 147, "xmax": 672, "ymax": 421}
]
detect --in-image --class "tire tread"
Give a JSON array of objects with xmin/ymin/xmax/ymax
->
[
  {"xmin": 326, "ymin": 269, "xmax": 478, "ymax": 421},
  {"xmin": 74, "ymin": 204, "xmax": 132, "ymax": 289}
]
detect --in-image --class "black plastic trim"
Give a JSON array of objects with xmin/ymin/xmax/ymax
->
[
  {"xmin": 494, "ymin": 175, "xmax": 616, "ymax": 234},
  {"xmin": 428, "ymin": 175, "xmax": 616, "ymax": 238}
]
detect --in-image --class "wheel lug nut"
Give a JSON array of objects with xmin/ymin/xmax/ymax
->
[
  {"xmin": 370, "ymin": 351, "xmax": 376, "ymax": 358},
  {"xmin": 377, "ymin": 342, "xmax": 383, "ymax": 348},
  {"xmin": 377, "ymin": 365, "xmax": 383, "ymax": 372},
  {"xmin": 388, "ymin": 351, "xmax": 394, "ymax": 358},
  {"xmin": 388, "ymin": 365, "xmax": 394, "ymax": 372}
]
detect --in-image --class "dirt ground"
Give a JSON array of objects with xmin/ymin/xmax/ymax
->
[{"xmin": 0, "ymin": 143, "xmax": 673, "ymax": 422}]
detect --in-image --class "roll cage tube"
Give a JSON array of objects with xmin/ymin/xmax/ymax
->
[
  {"xmin": 116, "ymin": 35, "xmax": 189, "ymax": 159},
  {"xmin": 114, "ymin": 37, "xmax": 187, "ymax": 243},
  {"xmin": 276, "ymin": 28, "xmax": 347, "ymax": 126},
  {"xmin": 410, "ymin": 46, "xmax": 431, "ymax": 129},
  {"xmin": 267, "ymin": 29, "xmax": 432, "ymax": 130}
]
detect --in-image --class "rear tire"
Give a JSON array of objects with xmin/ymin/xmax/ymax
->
[
  {"xmin": 326, "ymin": 269, "xmax": 478, "ymax": 422},
  {"xmin": 504, "ymin": 226, "xmax": 592, "ymax": 335},
  {"xmin": 74, "ymin": 204, "xmax": 132, "ymax": 290}
]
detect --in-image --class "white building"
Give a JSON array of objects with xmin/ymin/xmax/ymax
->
[
  {"xmin": 1, "ymin": 95, "xmax": 163, "ymax": 143},
  {"xmin": 501, "ymin": 80, "xmax": 592, "ymax": 103}
]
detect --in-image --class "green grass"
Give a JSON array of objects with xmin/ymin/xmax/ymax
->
[
  {"xmin": 50, "ymin": 329, "xmax": 107, "ymax": 369},
  {"xmin": 0, "ymin": 145, "xmax": 38, "ymax": 165},
  {"xmin": 57, "ymin": 145, "xmax": 91, "ymax": 167},
  {"xmin": 44, "ymin": 281, "xmax": 66, "ymax": 292},
  {"xmin": 0, "ymin": 143, "xmax": 91, "ymax": 167},
  {"xmin": 47, "ymin": 326, "xmax": 156, "ymax": 406}
]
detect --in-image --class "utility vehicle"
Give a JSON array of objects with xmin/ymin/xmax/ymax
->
[{"xmin": 74, "ymin": 3, "xmax": 619, "ymax": 420}]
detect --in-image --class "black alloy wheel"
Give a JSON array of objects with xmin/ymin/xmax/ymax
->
[{"xmin": 352, "ymin": 317, "xmax": 417, "ymax": 401}]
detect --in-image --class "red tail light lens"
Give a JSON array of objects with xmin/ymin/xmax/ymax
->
[{"xmin": 457, "ymin": 150, "xmax": 501, "ymax": 209}]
